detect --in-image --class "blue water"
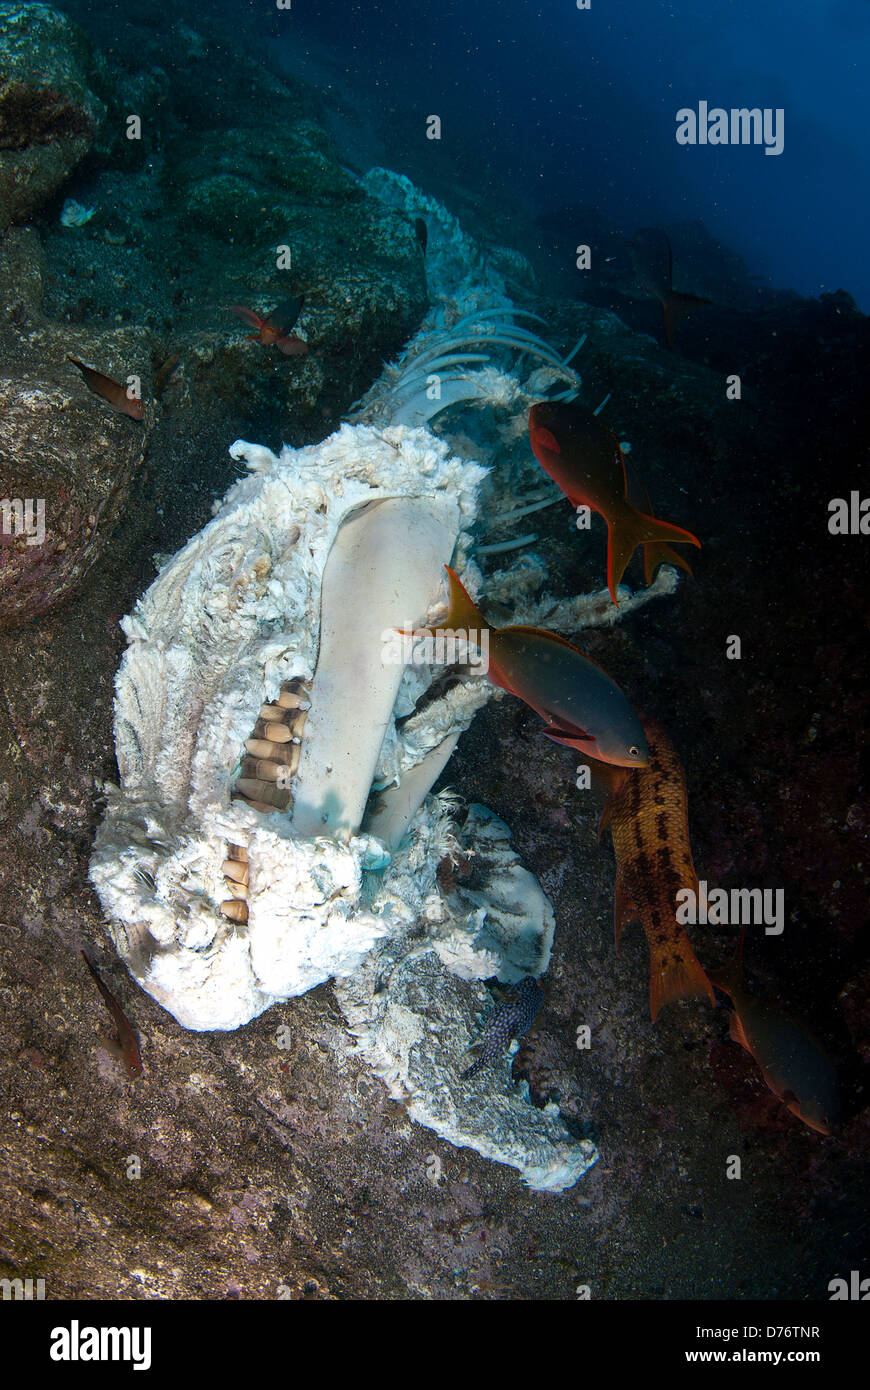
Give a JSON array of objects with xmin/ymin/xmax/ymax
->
[{"xmin": 270, "ymin": 0, "xmax": 870, "ymax": 309}]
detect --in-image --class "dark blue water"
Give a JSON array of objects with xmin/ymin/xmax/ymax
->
[{"xmin": 268, "ymin": 0, "xmax": 870, "ymax": 308}]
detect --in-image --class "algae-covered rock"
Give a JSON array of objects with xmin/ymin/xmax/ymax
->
[
  {"xmin": 0, "ymin": 230, "xmax": 152, "ymax": 631},
  {"xmin": 0, "ymin": 2, "xmax": 110, "ymax": 229},
  {"xmin": 0, "ymin": 346, "xmax": 152, "ymax": 631}
]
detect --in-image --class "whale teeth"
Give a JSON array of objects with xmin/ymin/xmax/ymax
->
[
  {"xmin": 285, "ymin": 708, "xmax": 308, "ymax": 739},
  {"xmin": 259, "ymin": 703, "xmax": 290, "ymax": 722},
  {"xmin": 222, "ymin": 858, "xmax": 249, "ymax": 885},
  {"xmin": 261, "ymin": 721, "xmax": 292, "ymax": 743},
  {"xmin": 234, "ymin": 777, "xmax": 292, "ymax": 809},
  {"xmin": 220, "ymin": 900, "xmax": 248, "ymax": 923},
  {"xmin": 277, "ymin": 690, "xmax": 309, "ymax": 710},
  {"xmin": 222, "ymin": 845, "xmax": 250, "ymax": 915},
  {"xmin": 245, "ymin": 737, "xmax": 291, "ymax": 761},
  {"xmin": 240, "ymin": 753, "xmax": 295, "ymax": 783},
  {"xmin": 235, "ymin": 679, "xmax": 309, "ymax": 816}
]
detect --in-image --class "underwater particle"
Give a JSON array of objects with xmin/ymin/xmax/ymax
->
[
  {"xmin": 461, "ymin": 976, "xmax": 544, "ymax": 1079},
  {"xmin": 59, "ymin": 198, "xmax": 95, "ymax": 227}
]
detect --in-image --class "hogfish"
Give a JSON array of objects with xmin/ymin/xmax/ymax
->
[{"xmin": 600, "ymin": 718, "xmax": 715, "ymax": 1021}]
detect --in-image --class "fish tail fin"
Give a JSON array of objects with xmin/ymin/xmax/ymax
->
[
  {"xmin": 227, "ymin": 305, "xmax": 263, "ymax": 329},
  {"xmin": 400, "ymin": 565, "xmax": 485, "ymax": 637},
  {"xmin": 643, "ymin": 541, "xmax": 694, "ymax": 588},
  {"xmin": 606, "ymin": 506, "xmax": 701, "ymax": 604},
  {"xmin": 649, "ymin": 937, "xmax": 716, "ymax": 1022}
]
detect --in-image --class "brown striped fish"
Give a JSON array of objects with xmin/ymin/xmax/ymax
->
[{"xmin": 599, "ymin": 718, "xmax": 715, "ymax": 1020}]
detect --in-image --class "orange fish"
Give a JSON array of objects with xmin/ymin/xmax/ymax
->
[
  {"xmin": 81, "ymin": 950, "xmax": 143, "ymax": 1078},
  {"xmin": 528, "ymin": 400, "xmax": 700, "ymax": 604},
  {"xmin": 406, "ymin": 566, "xmax": 648, "ymax": 767},
  {"xmin": 67, "ymin": 355, "xmax": 145, "ymax": 420},
  {"xmin": 600, "ymin": 718, "xmax": 715, "ymax": 1020},
  {"xmin": 632, "ymin": 228, "xmax": 711, "ymax": 349},
  {"xmin": 227, "ymin": 296, "xmax": 308, "ymax": 355},
  {"xmin": 710, "ymin": 937, "xmax": 840, "ymax": 1135}
]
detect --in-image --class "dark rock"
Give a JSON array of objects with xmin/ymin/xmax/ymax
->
[
  {"xmin": 0, "ymin": 2, "xmax": 108, "ymax": 229},
  {"xmin": 0, "ymin": 228, "xmax": 152, "ymax": 632}
]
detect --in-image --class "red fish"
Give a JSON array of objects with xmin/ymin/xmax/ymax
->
[
  {"xmin": 81, "ymin": 951, "xmax": 143, "ymax": 1078},
  {"xmin": 632, "ymin": 228, "xmax": 711, "ymax": 349},
  {"xmin": 227, "ymin": 296, "xmax": 308, "ymax": 355},
  {"xmin": 528, "ymin": 400, "xmax": 700, "ymax": 604},
  {"xmin": 406, "ymin": 566, "xmax": 648, "ymax": 767},
  {"xmin": 710, "ymin": 936, "xmax": 840, "ymax": 1136},
  {"xmin": 67, "ymin": 355, "xmax": 145, "ymax": 420}
]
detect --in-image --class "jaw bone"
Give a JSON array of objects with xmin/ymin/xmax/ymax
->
[
  {"xmin": 289, "ymin": 494, "xmax": 460, "ymax": 841},
  {"xmin": 90, "ymin": 424, "xmax": 487, "ymax": 1030}
]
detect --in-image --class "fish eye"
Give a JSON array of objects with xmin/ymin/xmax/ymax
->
[{"xmin": 628, "ymin": 745, "xmax": 640, "ymax": 758}]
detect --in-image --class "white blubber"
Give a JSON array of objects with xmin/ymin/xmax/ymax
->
[{"xmin": 90, "ymin": 171, "xmax": 682, "ymax": 1187}]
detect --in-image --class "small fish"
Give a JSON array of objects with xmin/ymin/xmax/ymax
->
[
  {"xmin": 67, "ymin": 355, "xmax": 145, "ymax": 420},
  {"xmin": 227, "ymin": 296, "xmax": 308, "ymax": 355},
  {"xmin": 601, "ymin": 718, "xmax": 715, "ymax": 1021},
  {"xmin": 409, "ymin": 566, "xmax": 649, "ymax": 767},
  {"xmin": 528, "ymin": 400, "xmax": 700, "ymax": 604},
  {"xmin": 709, "ymin": 938, "xmax": 840, "ymax": 1136},
  {"xmin": 81, "ymin": 950, "xmax": 143, "ymax": 1078},
  {"xmin": 461, "ymin": 977, "xmax": 544, "ymax": 1079},
  {"xmin": 632, "ymin": 228, "xmax": 711, "ymax": 348},
  {"xmin": 414, "ymin": 217, "xmax": 428, "ymax": 256}
]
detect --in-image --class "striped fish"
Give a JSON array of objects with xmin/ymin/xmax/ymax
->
[{"xmin": 601, "ymin": 718, "xmax": 715, "ymax": 1021}]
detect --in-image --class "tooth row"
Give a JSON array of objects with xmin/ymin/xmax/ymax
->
[
  {"xmin": 223, "ymin": 678, "xmax": 310, "ymax": 918},
  {"xmin": 220, "ymin": 843, "xmax": 249, "ymax": 923}
]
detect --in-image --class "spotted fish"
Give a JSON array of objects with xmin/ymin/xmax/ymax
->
[
  {"xmin": 602, "ymin": 718, "xmax": 715, "ymax": 1021},
  {"xmin": 461, "ymin": 977, "xmax": 544, "ymax": 1080}
]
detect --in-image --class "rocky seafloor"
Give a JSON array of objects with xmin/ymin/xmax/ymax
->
[{"xmin": 1, "ymin": 2, "xmax": 868, "ymax": 1299}]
